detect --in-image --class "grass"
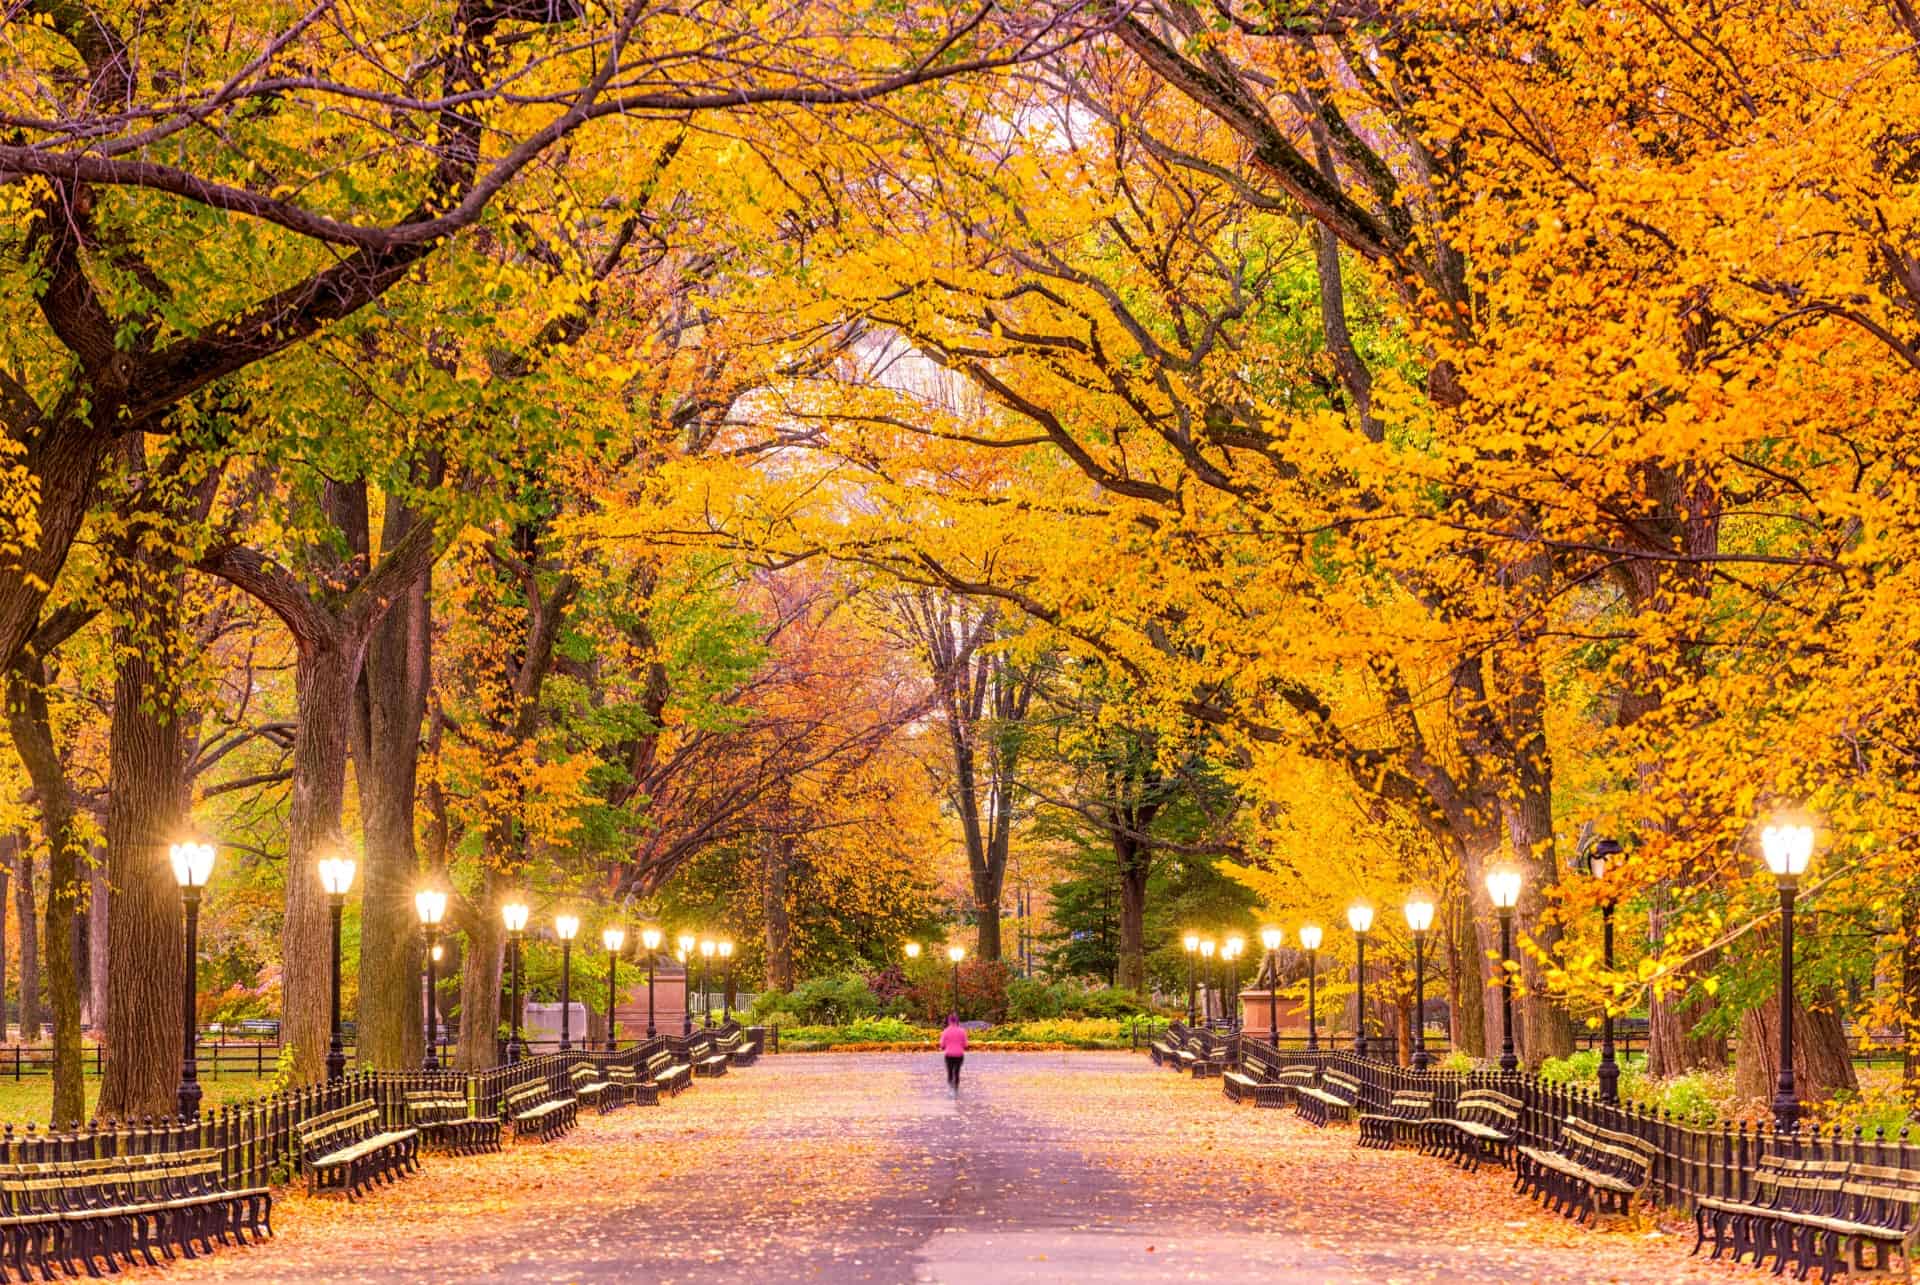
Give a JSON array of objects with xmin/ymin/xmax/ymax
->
[{"xmin": 0, "ymin": 1072, "xmax": 277, "ymax": 1127}]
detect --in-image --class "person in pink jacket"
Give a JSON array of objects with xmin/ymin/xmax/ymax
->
[{"xmin": 939, "ymin": 1014, "xmax": 969, "ymax": 1092}]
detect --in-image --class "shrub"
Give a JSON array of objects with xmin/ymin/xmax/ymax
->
[
  {"xmin": 1006, "ymin": 977, "xmax": 1072, "ymax": 1020},
  {"xmin": 786, "ymin": 973, "xmax": 878, "ymax": 1024},
  {"xmin": 978, "ymin": 1018, "xmax": 1128, "ymax": 1048},
  {"xmin": 1438, "ymin": 1051, "xmax": 1476, "ymax": 1074},
  {"xmin": 1075, "ymin": 987, "xmax": 1155, "ymax": 1019}
]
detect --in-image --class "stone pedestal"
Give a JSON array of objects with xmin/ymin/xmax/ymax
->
[{"xmin": 1238, "ymin": 989, "xmax": 1310, "ymax": 1040}]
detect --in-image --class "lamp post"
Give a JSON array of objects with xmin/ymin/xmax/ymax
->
[
  {"xmin": 904, "ymin": 941, "xmax": 922, "ymax": 961},
  {"xmin": 1299, "ymin": 924, "xmax": 1323, "ymax": 1050},
  {"xmin": 1487, "ymin": 866, "xmax": 1524, "ymax": 1073},
  {"xmin": 1182, "ymin": 934, "xmax": 1200, "ymax": 1024},
  {"xmin": 1224, "ymin": 936, "xmax": 1245, "ymax": 1030},
  {"xmin": 318, "ymin": 853, "xmax": 357, "ymax": 1081},
  {"xmin": 556, "ymin": 914, "xmax": 580, "ymax": 1051},
  {"xmin": 719, "ymin": 941, "xmax": 735, "ymax": 1022},
  {"xmin": 1346, "ymin": 905, "xmax": 1373, "ymax": 1055},
  {"xmin": 1199, "ymin": 939, "xmax": 1217, "ymax": 1025},
  {"xmin": 1762, "ymin": 820, "xmax": 1815, "ymax": 1133},
  {"xmin": 415, "ymin": 888, "xmax": 448, "ymax": 1070},
  {"xmin": 170, "ymin": 837, "xmax": 216, "ymax": 1119},
  {"xmin": 1259, "ymin": 927, "xmax": 1283, "ymax": 1048},
  {"xmin": 1405, "ymin": 894, "xmax": 1435, "ymax": 1071},
  {"xmin": 642, "ymin": 927, "xmax": 662, "ymax": 1038},
  {"xmin": 947, "ymin": 945, "xmax": 966, "ymax": 1017},
  {"xmin": 1582, "ymin": 839, "xmax": 1622, "ymax": 1104},
  {"xmin": 677, "ymin": 934, "xmax": 696, "ymax": 1035},
  {"xmin": 698, "ymin": 939, "xmax": 716, "ymax": 1028},
  {"xmin": 503, "ymin": 901, "xmax": 530, "ymax": 1062},
  {"xmin": 602, "ymin": 926, "xmax": 625, "ymax": 1051},
  {"xmin": 429, "ymin": 943, "xmax": 445, "ymax": 1063}
]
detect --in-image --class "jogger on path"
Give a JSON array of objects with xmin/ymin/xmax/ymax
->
[{"xmin": 940, "ymin": 1014, "xmax": 968, "ymax": 1092}]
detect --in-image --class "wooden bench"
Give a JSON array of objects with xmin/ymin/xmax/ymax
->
[
  {"xmin": 502, "ymin": 1078, "xmax": 578, "ymax": 1143},
  {"xmin": 295, "ymin": 1100, "xmax": 419, "ymax": 1200},
  {"xmin": 1149, "ymin": 1023, "xmax": 1191, "ymax": 1068},
  {"xmin": 1693, "ymin": 1155, "xmax": 1848, "ymax": 1273},
  {"xmin": 0, "ymin": 1147, "xmax": 272, "ymax": 1279},
  {"xmin": 1515, "ymin": 1115, "xmax": 1656, "ymax": 1224},
  {"xmin": 687, "ymin": 1034, "xmax": 730, "ymax": 1079},
  {"xmin": 1693, "ymin": 1157, "xmax": 1920, "ymax": 1279},
  {"xmin": 729, "ymin": 1027, "xmax": 764, "ymax": 1067},
  {"xmin": 645, "ymin": 1047, "xmax": 693, "ymax": 1097},
  {"xmin": 569, "ymin": 1062, "xmax": 626, "ymax": 1114},
  {"xmin": 1358, "ymin": 1090, "xmax": 1434, "ymax": 1150},
  {"xmin": 1295, "ymin": 1069, "xmax": 1362, "ymax": 1128},
  {"xmin": 1420, "ymin": 1088, "xmax": 1521, "ymax": 1171},
  {"xmin": 404, "ymin": 1089, "xmax": 502, "ymax": 1155},
  {"xmin": 608, "ymin": 1063, "xmax": 660, "ymax": 1106}
]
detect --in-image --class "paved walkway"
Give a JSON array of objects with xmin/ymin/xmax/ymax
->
[{"xmin": 152, "ymin": 1051, "xmax": 1763, "ymax": 1283}]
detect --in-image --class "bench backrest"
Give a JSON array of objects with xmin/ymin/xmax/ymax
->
[
  {"xmin": 1456, "ymin": 1089, "xmax": 1521, "ymax": 1126},
  {"xmin": 569, "ymin": 1063, "xmax": 600, "ymax": 1085},
  {"xmin": 1388, "ymin": 1091, "xmax": 1434, "ymax": 1117},
  {"xmin": 1842, "ymin": 1164, "xmax": 1920, "ymax": 1232},
  {"xmin": 1321, "ymin": 1069, "xmax": 1362, "ymax": 1100},
  {"xmin": 296, "ymin": 1099, "xmax": 380, "ymax": 1152},
  {"xmin": 1561, "ymin": 1117, "xmax": 1656, "ymax": 1183},
  {"xmin": 647, "ymin": 1049, "xmax": 674, "ymax": 1074},
  {"xmin": 503, "ymin": 1080, "xmax": 553, "ymax": 1111},
  {"xmin": 1277, "ymin": 1066, "xmax": 1315, "ymax": 1086}
]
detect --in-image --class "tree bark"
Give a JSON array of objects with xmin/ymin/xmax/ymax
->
[
  {"xmin": 282, "ymin": 642, "xmax": 358, "ymax": 1085},
  {"xmin": 87, "ymin": 847, "xmax": 108, "ymax": 1040},
  {"xmin": 1116, "ymin": 839, "xmax": 1149, "ymax": 993},
  {"xmin": 1736, "ymin": 987, "xmax": 1858, "ymax": 1103},
  {"xmin": 13, "ymin": 844, "xmax": 39, "ymax": 1043},
  {"xmin": 762, "ymin": 833, "xmax": 795, "ymax": 991},
  {"xmin": 454, "ymin": 868, "xmax": 506, "ymax": 1071},
  {"xmin": 1447, "ymin": 892, "xmax": 1485, "ymax": 1056},
  {"xmin": 7, "ymin": 652, "xmax": 87, "ymax": 1123},
  {"xmin": 0, "ymin": 844, "xmax": 9, "ymax": 1038},
  {"xmin": 346, "ymin": 480, "xmax": 436, "ymax": 1072},
  {"xmin": 98, "ymin": 628, "xmax": 189, "ymax": 1120},
  {"xmin": 1500, "ymin": 783, "xmax": 1576, "ymax": 1066},
  {"xmin": 1646, "ymin": 888, "xmax": 1730, "ymax": 1076}
]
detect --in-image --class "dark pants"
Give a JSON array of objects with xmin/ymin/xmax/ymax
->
[{"xmin": 945, "ymin": 1055, "xmax": 963, "ymax": 1087}]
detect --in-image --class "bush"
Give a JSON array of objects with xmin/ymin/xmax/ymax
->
[
  {"xmin": 786, "ymin": 974, "xmax": 878, "ymax": 1024},
  {"xmin": 1075, "ymin": 987, "xmax": 1155, "ymax": 1019},
  {"xmin": 1438, "ymin": 1051, "xmax": 1476, "ymax": 1074},
  {"xmin": 780, "ymin": 1016, "xmax": 929, "ymax": 1047},
  {"xmin": 978, "ymin": 1018, "xmax": 1128, "ymax": 1048},
  {"xmin": 1006, "ymin": 977, "xmax": 1072, "ymax": 1020}
]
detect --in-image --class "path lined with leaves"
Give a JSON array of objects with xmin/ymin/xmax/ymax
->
[{"xmin": 151, "ymin": 1051, "xmax": 1764, "ymax": 1283}]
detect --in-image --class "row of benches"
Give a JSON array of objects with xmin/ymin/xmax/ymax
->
[
  {"xmin": 494, "ymin": 1029, "xmax": 755, "ymax": 1143},
  {"xmin": 1209, "ymin": 1047, "xmax": 1920, "ymax": 1276}
]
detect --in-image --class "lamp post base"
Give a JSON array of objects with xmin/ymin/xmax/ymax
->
[
  {"xmin": 325, "ymin": 1046, "xmax": 346, "ymax": 1082},
  {"xmin": 1598, "ymin": 1054, "xmax": 1620, "ymax": 1106},
  {"xmin": 177, "ymin": 1074, "xmax": 202, "ymax": 1121}
]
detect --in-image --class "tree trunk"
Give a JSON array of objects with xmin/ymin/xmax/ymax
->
[
  {"xmin": 0, "ymin": 845, "xmax": 9, "ymax": 1037},
  {"xmin": 762, "ymin": 834, "xmax": 795, "ymax": 991},
  {"xmin": 13, "ymin": 845, "xmax": 39, "ymax": 1043},
  {"xmin": 1501, "ymin": 785, "xmax": 1575, "ymax": 1067},
  {"xmin": 1736, "ymin": 987, "xmax": 1858, "ymax": 1103},
  {"xmin": 973, "ymin": 875, "xmax": 1003, "ymax": 962},
  {"xmin": 349, "ymin": 486, "xmax": 433, "ymax": 1072},
  {"xmin": 87, "ymin": 848, "xmax": 108, "ymax": 1042},
  {"xmin": 1447, "ymin": 893, "xmax": 1485, "ymax": 1056},
  {"xmin": 98, "ymin": 634, "xmax": 188, "ymax": 1120},
  {"xmin": 282, "ymin": 641, "xmax": 360, "ymax": 1086},
  {"xmin": 454, "ymin": 870, "xmax": 506, "ymax": 1071},
  {"xmin": 1115, "ymin": 838, "xmax": 1149, "ymax": 992},
  {"xmin": 1646, "ymin": 893, "xmax": 1729, "ymax": 1077},
  {"xmin": 7, "ymin": 653, "xmax": 86, "ymax": 1124}
]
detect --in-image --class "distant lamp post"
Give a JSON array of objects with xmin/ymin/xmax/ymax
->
[
  {"xmin": 698, "ymin": 939, "xmax": 717, "ymax": 1029},
  {"xmin": 641, "ymin": 927, "xmax": 663, "ymax": 1038},
  {"xmin": 904, "ymin": 942, "xmax": 922, "ymax": 960},
  {"xmin": 1487, "ymin": 866, "xmax": 1524, "ymax": 1072},
  {"xmin": 170, "ymin": 837, "xmax": 216, "ymax": 1119},
  {"xmin": 415, "ymin": 888, "xmax": 448, "ymax": 1071},
  {"xmin": 1298, "ymin": 924, "xmax": 1323, "ymax": 1050},
  {"xmin": 1259, "ymin": 927, "xmax": 1283, "ymax": 1048},
  {"xmin": 719, "ymin": 941, "xmax": 736, "ymax": 1022},
  {"xmin": 502, "ymin": 901, "xmax": 531, "ymax": 1062},
  {"xmin": 1224, "ymin": 936, "xmax": 1245, "ymax": 1030},
  {"xmin": 1182, "ymin": 934, "xmax": 1200, "ymax": 1024},
  {"xmin": 1346, "ymin": 904, "xmax": 1374, "ymax": 1055},
  {"xmin": 1761, "ymin": 819, "xmax": 1816, "ymax": 1133},
  {"xmin": 1404, "ymin": 895, "xmax": 1435, "ymax": 1071},
  {"xmin": 318, "ymin": 853, "xmax": 357, "ymax": 1081},
  {"xmin": 947, "ymin": 945, "xmax": 966, "ymax": 1017},
  {"xmin": 677, "ymin": 934, "xmax": 697, "ymax": 1035},
  {"xmin": 556, "ymin": 914, "xmax": 581, "ymax": 1050},
  {"xmin": 1199, "ymin": 939, "xmax": 1217, "ymax": 1025},
  {"xmin": 602, "ymin": 926, "xmax": 626, "ymax": 1051},
  {"xmin": 1581, "ymin": 839, "xmax": 1623, "ymax": 1104}
]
